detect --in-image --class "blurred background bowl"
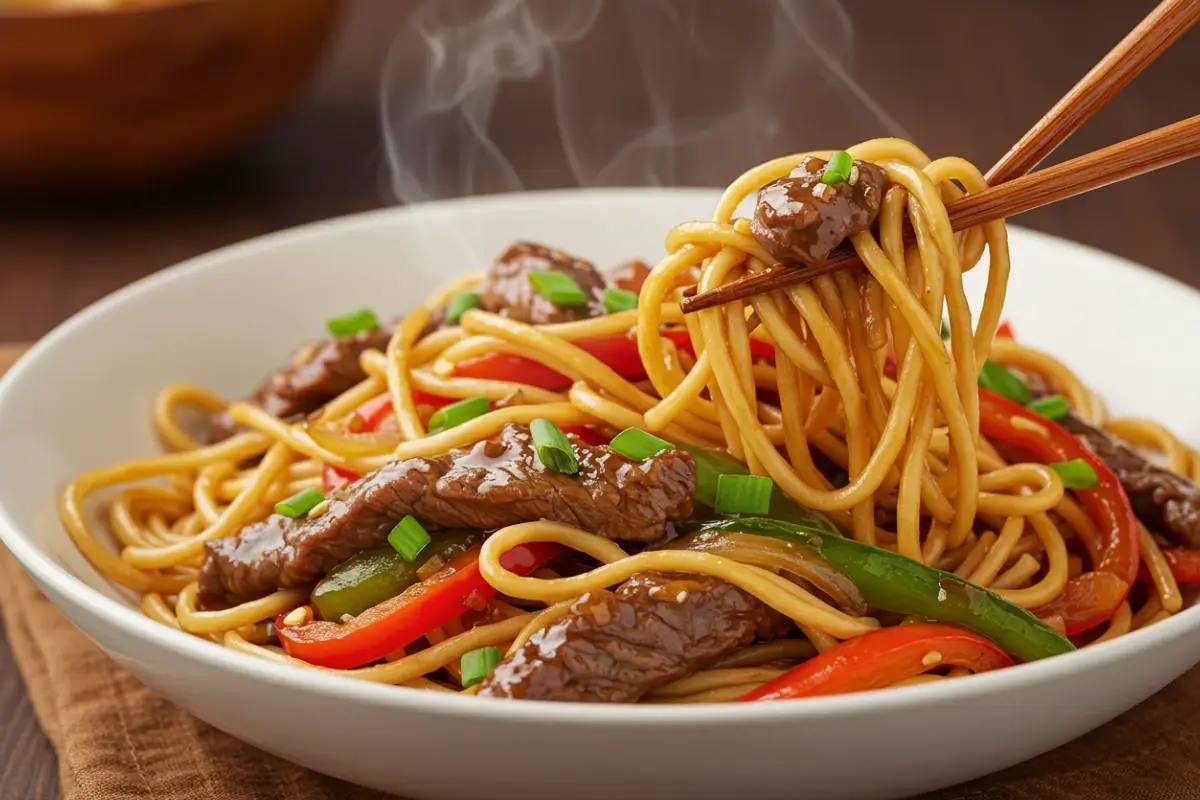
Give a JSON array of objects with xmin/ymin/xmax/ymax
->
[{"xmin": 0, "ymin": 0, "xmax": 342, "ymax": 197}]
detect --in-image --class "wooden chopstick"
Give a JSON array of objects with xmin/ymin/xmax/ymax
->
[
  {"xmin": 683, "ymin": 115, "xmax": 1200, "ymax": 311},
  {"xmin": 681, "ymin": 0, "xmax": 1200, "ymax": 314},
  {"xmin": 988, "ymin": 0, "xmax": 1200, "ymax": 184}
]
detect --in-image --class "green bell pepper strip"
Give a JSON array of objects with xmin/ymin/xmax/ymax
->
[
  {"xmin": 684, "ymin": 517, "xmax": 1074, "ymax": 662},
  {"xmin": 676, "ymin": 444, "xmax": 841, "ymax": 537},
  {"xmin": 311, "ymin": 530, "xmax": 480, "ymax": 621}
]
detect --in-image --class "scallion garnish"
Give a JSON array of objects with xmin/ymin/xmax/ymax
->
[
  {"xmin": 387, "ymin": 515, "xmax": 431, "ymax": 562},
  {"xmin": 1028, "ymin": 394, "xmax": 1069, "ymax": 420},
  {"xmin": 977, "ymin": 360, "xmax": 1031, "ymax": 405},
  {"xmin": 715, "ymin": 474, "xmax": 775, "ymax": 515},
  {"xmin": 940, "ymin": 319, "xmax": 951, "ymax": 340},
  {"xmin": 446, "ymin": 292, "xmax": 479, "ymax": 324},
  {"xmin": 528, "ymin": 271, "xmax": 589, "ymax": 307},
  {"xmin": 1050, "ymin": 459, "xmax": 1098, "ymax": 490},
  {"xmin": 275, "ymin": 488, "xmax": 325, "ymax": 519},
  {"xmin": 427, "ymin": 396, "xmax": 489, "ymax": 435},
  {"xmin": 530, "ymin": 418, "xmax": 579, "ymax": 475},
  {"xmin": 460, "ymin": 646, "xmax": 503, "ymax": 688},
  {"xmin": 326, "ymin": 307, "xmax": 380, "ymax": 338},
  {"xmin": 603, "ymin": 288, "xmax": 639, "ymax": 314},
  {"xmin": 609, "ymin": 428, "xmax": 673, "ymax": 460},
  {"xmin": 820, "ymin": 150, "xmax": 853, "ymax": 185}
]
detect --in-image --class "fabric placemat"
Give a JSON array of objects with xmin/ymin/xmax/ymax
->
[{"xmin": 2, "ymin": 342, "xmax": 1200, "ymax": 800}]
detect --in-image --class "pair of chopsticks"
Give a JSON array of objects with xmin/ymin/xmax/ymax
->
[{"xmin": 681, "ymin": 0, "xmax": 1200, "ymax": 314}]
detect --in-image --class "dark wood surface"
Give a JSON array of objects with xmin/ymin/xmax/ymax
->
[{"xmin": 2, "ymin": 1, "xmax": 1198, "ymax": 796}]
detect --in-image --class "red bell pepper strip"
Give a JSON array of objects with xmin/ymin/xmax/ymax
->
[
  {"xmin": 1156, "ymin": 549, "xmax": 1200, "ymax": 584},
  {"xmin": 978, "ymin": 389, "xmax": 1139, "ymax": 634},
  {"xmin": 278, "ymin": 541, "xmax": 560, "ymax": 669},
  {"xmin": 452, "ymin": 331, "xmax": 775, "ymax": 392},
  {"xmin": 741, "ymin": 623, "xmax": 1014, "ymax": 702},
  {"xmin": 995, "ymin": 321, "xmax": 1015, "ymax": 339},
  {"xmin": 322, "ymin": 465, "xmax": 359, "ymax": 493},
  {"xmin": 560, "ymin": 425, "xmax": 609, "ymax": 447}
]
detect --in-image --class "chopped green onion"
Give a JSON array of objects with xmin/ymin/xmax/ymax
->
[
  {"xmin": 609, "ymin": 428, "xmax": 673, "ymax": 460},
  {"xmin": 387, "ymin": 515, "xmax": 431, "ymax": 562},
  {"xmin": 326, "ymin": 307, "xmax": 380, "ymax": 338},
  {"xmin": 427, "ymin": 396, "xmax": 489, "ymax": 435},
  {"xmin": 603, "ymin": 287, "xmax": 639, "ymax": 314},
  {"xmin": 715, "ymin": 474, "xmax": 775, "ymax": 515},
  {"xmin": 820, "ymin": 150, "xmax": 854, "ymax": 185},
  {"xmin": 940, "ymin": 319, "xmax": 951, "ymax": 340},
  {"xmin": 530, "ymin": 418, "xmax": 579, "ymax": 475},
  {"xmin": 1027, "ymin": 394, "xmax": 1069, "ymax": 420},
  {"xmin": 528, "ymin": 271, "xmax": 589, "ymax": 307},
  {"xmin": 460, "ymin": 646, "xmax": 504, "ymax": 688},
  {"xmin": 977, "ymin": 360, "xmax": 1031, "ymax": 405},
  {"xmin": 446, "ymin": 292, "xmax": 479, "ymax": 323},
  {"xmin": 1050, "ymin": 459, "xmax": 1098, "ymax": 490},
  {"xmin": 275, "ymin": 488, "xmax": 325, "ymax": 519}
]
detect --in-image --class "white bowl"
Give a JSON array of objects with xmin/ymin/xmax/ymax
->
[{"xmin": 2, "ymin": 189, "xmax": 1199, "ymax": 800}]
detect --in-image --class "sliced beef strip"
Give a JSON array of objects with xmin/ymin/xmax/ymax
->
[
  {"xmin": 199, "ymin": 423, "xmax": 696, "ymax": 606},
  {"xmin": 1060, "ymin": 413, "xmax": 1200, "ymax": 547},
  {"xmin": 751, "ymin": 155, "xmax": 887, "ymax": 268},
  {"xmin": 209, "ymin": 327, "xmax": 393, "ymax": 443},
  {"xmin": 477, "ymin": 571, "xmax": 791, "ymax": 702},
  {"xmin": 476, "ymin": 241, "xmax": 607, "ymax": 324}
]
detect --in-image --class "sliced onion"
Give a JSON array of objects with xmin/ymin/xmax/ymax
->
[
  {"xmin": 665, "ymin": 530, "xmax": 868, "ymax": 615},
  {"xmin": 304, "ymin": 422, "xmax": 402, "ymax": 457}
]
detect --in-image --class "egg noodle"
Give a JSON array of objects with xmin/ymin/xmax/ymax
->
[{"xmin": 58, "ymin": 139, "xmax": 1190, "ymax": 701}]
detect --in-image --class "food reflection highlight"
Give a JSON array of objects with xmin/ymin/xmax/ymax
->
[{"xmin": 59, "ymin": 139, "xmax": 1199, "ymax": 704}]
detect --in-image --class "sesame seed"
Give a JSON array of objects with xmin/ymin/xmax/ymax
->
[
  {"xmin": 848, "ymin": 165, "xmax": 860, "ymax": 186},
  {"xmin": 282, "ymin": 606, "xmax": 311, "ymax": 627},
  {"xmin": 649, "ymin": 586, "xmax": 663, "ymax": 599},
  {"xmin": 339, "ymin": 614, "xmax": 354, "ymax": 624},
  {"xmin": 675, "ymin": 590, "xmax": 689, "ymax": 604},
  {"xmin": 812, "ymin": 182, "xmax": 828, "ymax": 200},
  {"xmin": 307, "ymin": 499, "xmax": 330, "ymax": 519},
  {"xmin": 921, "ymin": 650, "xmax": 942, "ymax": 667}
]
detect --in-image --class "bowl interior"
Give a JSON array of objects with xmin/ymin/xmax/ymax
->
[
  {"xmin": 5, "ymin": 189, "xmax": 1200, "ymax": 799},
  {"xmin": 2, "ymin": 188, "xmax": 1199, "ymax": 605}
]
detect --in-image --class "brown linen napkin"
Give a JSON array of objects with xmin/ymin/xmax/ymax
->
[{"xmin": 2, "ymin": 343, "xmax": 1200, "ymax": 800}]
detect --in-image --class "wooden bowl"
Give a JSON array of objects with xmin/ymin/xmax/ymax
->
[{"xmin": 0, "ymin": 0, "xmax": 341, "ymax": 196}]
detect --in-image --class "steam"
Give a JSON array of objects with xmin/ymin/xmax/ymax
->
[{"xmin": 380, "ymin": 0, "xmax": 910, "ymax": 202}]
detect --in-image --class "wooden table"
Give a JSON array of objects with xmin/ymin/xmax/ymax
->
[{"xmin": 2, "ymin": 1, "xmax": 1198, "ymax": 796}]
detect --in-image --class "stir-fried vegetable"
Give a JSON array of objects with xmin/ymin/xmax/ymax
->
[
  {"xmin": 530, "ymin": 418, "xmax": 579, "ymax": 474},
  {"xmin": 685, "ymin": 517, "xmax": 1074, "ymax": 662},
  {"xmin": 310, "ymin": 530, "xmax": 480, "ymax": 622},
  {"xmin": 461, "ymin": 646, "xmax": 504, "ymax": 688},
  {"xmin": 281, "ymin": 541, "xmax": 560, "ymax": 669},
  {"xmin": 741, "ymin": 623, "xmax": 1014, "ymax": 701},
  {"xmin": 1159, "ymin": 549, "xmax": 1200, "ymax": 584},
  {"xmin": 665, "ymin": 530, "xmax": 867, "ymax": 615},
  {"xmin": 714, "ymin": 474, "xmax": 774, "ymax": 515},
  {"xmin": 979, "ymin": 389, "xmax": 1139, "ymax": 634},
  {"xmin": 326, "ymin": 307, "xmax": 380, "ymax": 338},
  {"xmin": 452, "ymin": 330, "xmax": 775, "ymax": 392},
  {"xmin": 426, "ymin": 396, "xmax": 489, "ymax": 435},
  {"xmin": 676, "ymin": 443, "xmax": 841, "ymax": 536}
]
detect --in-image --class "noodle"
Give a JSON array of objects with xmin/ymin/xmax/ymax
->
[{"xmin": 56, "ymin": 138, "xmax": 1196, "ymax": 702}]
